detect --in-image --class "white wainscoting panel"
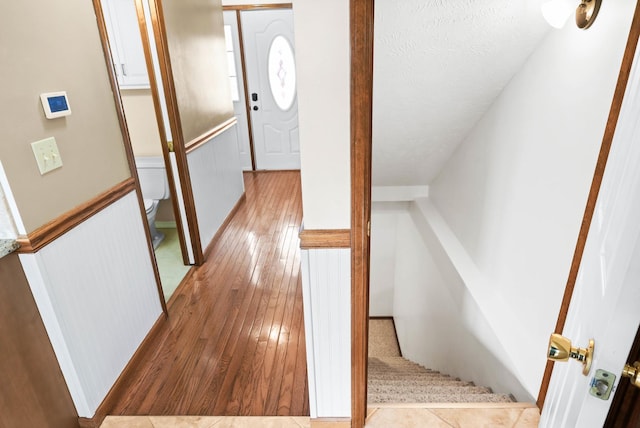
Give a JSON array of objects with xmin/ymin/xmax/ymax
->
[
  {"xmin": 300, "ymin": 248, "xmax": 351, "ymax": 418},
  {"xmin": 19, "ymin": 191, "xmax": 163, "ymax": 417},
  {"xmin": 187, "ymin": 123, "xmax": 245, "ymax": 253}
]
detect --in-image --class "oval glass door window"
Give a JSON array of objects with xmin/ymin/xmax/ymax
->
[{"xmin": 268, "ymin": 35, "xmax": 296, "ymax": 111}]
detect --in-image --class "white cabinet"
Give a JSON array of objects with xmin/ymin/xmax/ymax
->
[{"xmin": 101, "ymin": 0, "xmax": 149, "ymax": 89}]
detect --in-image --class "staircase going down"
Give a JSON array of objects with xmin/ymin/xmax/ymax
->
[{"xmin": 368, "ymin": 319, "xmax": 514, "ymax": 404}]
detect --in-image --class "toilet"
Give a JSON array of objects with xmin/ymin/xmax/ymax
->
[{"xmin": 135, "ymin": 156, "xmax": 170, "ymax": 249}]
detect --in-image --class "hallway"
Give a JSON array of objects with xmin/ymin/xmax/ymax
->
[{"xmin": 110, "ymin": 171, "xmax": 309, "ymax": 416}]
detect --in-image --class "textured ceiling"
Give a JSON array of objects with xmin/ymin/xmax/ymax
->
[{"xmin": 372, "ymin": 0, "xmax": 550, "ymax": 186}]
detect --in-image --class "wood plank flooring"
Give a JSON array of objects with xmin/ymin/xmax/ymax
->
[{"xmin": 110, "ymin": 171, "xmax": 309, "ymax": 416}]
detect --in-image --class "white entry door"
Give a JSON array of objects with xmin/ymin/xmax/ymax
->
[
  {"xmin": 241, "ymin": 9, "xmax": 300, "ymax": 170},
  {"xmin": 540, "ymin": 41, "xmax": 640, "ymax": 427}
]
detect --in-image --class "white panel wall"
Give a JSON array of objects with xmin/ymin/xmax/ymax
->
[
  {"xmin": 300, "ymin": 248, "xmax": 351, "ymax": 418},
  {"xmin": 430, "ymin": 0, "xmax": 636, "ymax": 398},
  {"xmin": 370, "ymin": 202, "xmax": 406, "ymax": 316},
  {"xmin": 19, "ymin": 192, "xmax": 163, "ymax": 417},
  {"xmin": 187, "ymin": 123, "xmax": 245, "ymax": 253}
]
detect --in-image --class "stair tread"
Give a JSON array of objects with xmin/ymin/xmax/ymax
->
[{"xmin": 367, "ymin": 320, "xmax": 514, "ymax": 405}]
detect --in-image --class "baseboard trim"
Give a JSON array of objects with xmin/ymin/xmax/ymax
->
[
  {"xmin": 17, "ymin": 178, "xmax": 136, "ymax": 253},
  {"xmin": 154, "ymin": 220, "xmax": 177, "ymax": 229},
  {"xmin": 78, "ymin": 313, "xmax": 167, "ymax": 428},
  {"xmin": 310, "ymin": 418, "xmax": 351, "ymax": 427},
  {"xmin": 203, "ymin": 193, "xmax": 247, "ymax": 260},
  {"xmin": 299, "ymin": 228, "xmax": 351, "ymax": 249}
]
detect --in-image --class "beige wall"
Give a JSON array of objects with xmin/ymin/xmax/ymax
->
[
  {"xmin": 0, "ymin": 1, "xmax": 131, "ymax": 233},
  {"xmin": 162, "ymin": 0, "xmax": 234, "ymax": 144},
  {"xmin": 121, "ymin": 89, "xmax": 163, "ymax": 157},
  {"xmin": 294, "ymin": 0, "xmax": 351, "ymax": 230}
]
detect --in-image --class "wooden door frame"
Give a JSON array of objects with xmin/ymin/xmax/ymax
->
[
  {"xmin": 93, "ymin": 0, "xmax": 168, "ymax": 314},
  {"xmin": 140, "ymin": 0, "xmax": 206, "ymax": 265},
  {"xmin": 350, "ymin": 0, "xmax": 374, "ymax": 427},
  {"xmin": 349, "ymin": 0, "xmax": 640, "ymax": 426}
]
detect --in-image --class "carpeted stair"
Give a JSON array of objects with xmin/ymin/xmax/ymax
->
[{"xmin": 368, "ymin": 319, "xmax": 514, "ymax": 404}]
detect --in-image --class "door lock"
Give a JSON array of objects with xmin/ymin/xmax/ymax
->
[
  {"xmin": 622, "ymin": 361, "xmax": 640, "ymax": 389},
  {"xmin": 547, "ymin": 333, "xmax": 595, "ymax": 376}
]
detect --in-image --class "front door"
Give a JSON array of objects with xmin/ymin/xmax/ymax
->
[
  {"xmin": 241, "ymin": 9, "xmax": 300, "ymax": 170},
  {"xmin": 540, "ymin": 35, "xmax": 640, "ymax": 427}
]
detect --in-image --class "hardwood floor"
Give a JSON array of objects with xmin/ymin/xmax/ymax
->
[{"xmin": 110, "ymin": 171, "xmax": 309, "ymax": 416}]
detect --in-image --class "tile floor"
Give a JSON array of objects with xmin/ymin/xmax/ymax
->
[
  {"xmin": 154, "ymin": 227, "xmax": 191, "ymax": 301},
  {"xmin": 100, "ymin": 404, "xmax": 540, "ymax": 427}
]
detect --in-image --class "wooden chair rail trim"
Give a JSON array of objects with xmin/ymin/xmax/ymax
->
[
  {"xmin": 184, "ymin": 117, "xmax": 238, "ymax": 154},
  {"xmin": 78, "ymin": 314, "xmax": 167, "ymax": 428},
  {"xmin": 299, "ymin": 229, "xmax": 351, "ymax": 249},
  {"xmin": 16, "ymin": 179, "xmax": 136, "ymax": 254},
  {"xmin": 537, "ymin": 0, "xmax": 640, "ymax": 409},
  {"xmin": 222, "ymin": 4, "xmax": 292, "ymax": 11}
]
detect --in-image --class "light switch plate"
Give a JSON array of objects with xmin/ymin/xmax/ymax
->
[{"xmin": 31, "ymin": 137, "xmax": 63, "ymax": 175}]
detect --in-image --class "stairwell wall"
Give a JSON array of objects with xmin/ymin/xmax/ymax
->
[
  {"xmin": 371, "ymin": 200, "xmax": 531, "ymax": 400},
  {"xmin": 429, "ymin": 0, "xmax": 635, "ymax": 399}
]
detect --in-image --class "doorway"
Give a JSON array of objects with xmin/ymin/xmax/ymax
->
[
  {"xmin": 223, "ymin": 5, "xmax": 300, "ymax": 171},
  {"xmin": 354, "ymin": 2, "xmax": 637, "ymax": 422},
  {"xmin": 99, "ymin": 0, "xmax": 191, "ymax": 302}
]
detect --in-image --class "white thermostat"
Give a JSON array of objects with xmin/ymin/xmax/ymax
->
[{"xmin": 40, "ymin": 91, "xmax": 71, "ymax": 119}]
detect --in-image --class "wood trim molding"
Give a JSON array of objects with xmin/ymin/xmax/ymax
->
[
  {"xmin": 78, "ymin": 314, "xmax": 167, "ymax": 428},
  {"xmin": 350, "ymin": 0, "xmax": 374, "ymax": 427},
  {"xmin": 537, "ymin": 0, "xmax": 640, "ymax": 409},
  {"xmin": 222, "ymin": 4, "xmax": 292, "ymax": 11},
  {"xmin": 203, "ymin": 193, "xmax": 247, "ymax": 259},
  {"xmin": 184, "ymin": 117, "xmax": 238, "ymax": 154},
  {"xmin": 299, "ymin": 229, "xmax": 351, "ymax": 249},
  {"xmin": 17, "ymin": 179, "xmax": 136, "ymax": 254}
]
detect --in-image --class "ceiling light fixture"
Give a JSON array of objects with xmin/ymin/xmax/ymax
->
[{"xmin": 541, "ymin": 0, "xmax": 602, "ymax": 30}]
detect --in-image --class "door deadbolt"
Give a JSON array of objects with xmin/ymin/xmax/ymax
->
[
  {"xmin": 547, "ymin": 333, "xmax": 595, "ymax": 376},
  {"xmin": 622, "ymin": 361, "xmax": 640, "ymax": 389}
]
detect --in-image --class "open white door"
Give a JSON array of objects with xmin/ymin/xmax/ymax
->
[{"xmin": 540, "ymin": 32, "xmax": 640, "ymax": 427}]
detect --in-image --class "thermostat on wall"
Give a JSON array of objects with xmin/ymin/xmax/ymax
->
[{"xmin": 40, "ymin": 91, "xmax": 71, "ymax": 119}]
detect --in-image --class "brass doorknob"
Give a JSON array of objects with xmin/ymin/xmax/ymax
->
[
  {"xmin": 622, "ymin": 361, "xmax": 640, "ymax": 389},
  {"xmin": 547, "ymin": 333, "xmax": 594, "ymax": 376}
]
